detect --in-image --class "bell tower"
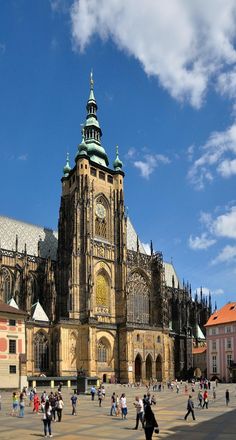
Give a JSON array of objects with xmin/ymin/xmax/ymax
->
[{"xmin": 57, "ymin": 73, "xmax": 127, "ymax": 327}]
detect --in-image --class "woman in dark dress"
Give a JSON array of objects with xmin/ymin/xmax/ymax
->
[{"xmin": 143, "ymin": 404, "xmax": 159, "ymax": 440}]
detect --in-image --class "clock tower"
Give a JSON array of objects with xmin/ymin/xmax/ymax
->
[{"xmin": 56, "ymin": 73, "xmax": 126, "ymax": 377}]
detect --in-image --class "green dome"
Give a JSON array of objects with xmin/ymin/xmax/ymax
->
[
  {"xmin": 113, "ymin": 146, "xmax": 123, "ymax": 171},
  {"xmin": 63, "ymin": 153, "xmax": 71, "ymax": 177},
  {"xmin": 87, "ymin": 142, "xmax": 109, "ymax": 167}
]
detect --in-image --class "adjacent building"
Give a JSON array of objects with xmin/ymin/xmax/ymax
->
[
  {"xmin": 0, "ymin": 74, "xmax": 211, "ymax": 383},
  {"xmin": 205, "ymin": 302, "xmax": 236, "ymax": 382},
  {"xmin": 0, "ymin": 302, "xmax": 27, "ymax": 388}
]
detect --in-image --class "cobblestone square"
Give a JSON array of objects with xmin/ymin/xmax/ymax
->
[{"xmin": 0, "ymin": 383, "xmax": 235, "ymax": 439}]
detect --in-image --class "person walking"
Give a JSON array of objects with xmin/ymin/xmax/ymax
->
[
  {"xmin": 116, "ymin": 394, "xmax": 120, "ymax": 416},
  {"xmin": 49, "ymin": 392, "xmax": 56, "ymax": 422},
  {"xmin": 71, "ymin": 392, "xmax": 78, "ymax": 415},
  {"xmin": 11, "ymin": 392, "xmax": 18, "ymax": 416},
  {"xmin": 57, "ymin": 395, "xmax": 64, "ymax": 422},
  {"xmin": 213, "ymin": 387, "xmax": 216, "ymax": 402},
  {"xmin": 184, "ymin": 395, "xmax": 196, "ymax": 421},
  {"xmin": 225, "ymin": 389, "xmax": 230, "ymax": 406},
  {"xmin": 197, "ymin": 390, "xmax": 203, "ymax": 408},
  {"xmin": 33, "ymin": 393, "xmax": 40, "ymax": 414},
  {"xmin": 41, "ymin": 400, "xmax": 53, "ymax": 438},
  {"xmin": 133, "ymin": 396, "xmax": 144, "ymax": 430},
  {"xmin": 202, "ymin": 390, "xmax": 209, "ymax": 409},
  {"xmin": 120, "ymin": 393, "xmax": 128, "ymax": 419},
  {"xmin": 90, "ymin": 386, "xmax": 96, "ymax": 401},
  {"xmin": 143, "ymin": 404, "xmax": 159, "ymax": 440},
  {"xmin": 19, "ymin": 392, "xmax": 25, "ymax": 418},
  {"xmin": 110, "ymin": 392, "xmax": 116, "ymax": 416},
  {"xmin": 98, "ymin": 388, "xmax": 103, "ymax": 407}
]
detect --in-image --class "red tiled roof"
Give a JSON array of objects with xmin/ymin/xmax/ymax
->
[
  {"xmin": 192, "ymin": 346, "xmax": 206, "ymax": 354},
  {"xmin": 0, "ymin": 302, "xmax": 27, "ymax": 316},
  {"xmin": 205, "ymin": 302, "xmax": 236, "ymax": 327}
]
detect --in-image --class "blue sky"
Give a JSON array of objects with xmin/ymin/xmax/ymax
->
[{"xmin": 1, "ymin": 0, "xmax": 236, "ymax": 308}]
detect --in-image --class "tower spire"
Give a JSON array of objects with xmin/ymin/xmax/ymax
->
[{"xmin": 77, "ymin": 71, "xmax": 109, "ymax": 167}]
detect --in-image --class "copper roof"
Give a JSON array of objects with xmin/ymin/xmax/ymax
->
[
  {"xmin": 205, "ymin": 302, "xmax": 236, "ymax": 327},
  {"xmin": 192, "ymin": 346, "xmax": 206, "ymax": 354}
]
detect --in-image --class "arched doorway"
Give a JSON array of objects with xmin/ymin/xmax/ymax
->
[
  {"xmin": 156, "ymin": 355, "xmax": 162, "ymax": 381},
  {"xmin": 146, "ymin": 354, "xmax": 153, "ymax": 380},
  {"xmin": 135, "ymin": 354, "xmax": 142, "ymax": 382},
  {"xmin": 103, "ymin": 374, "xmax": 107, "ymax": 383}
]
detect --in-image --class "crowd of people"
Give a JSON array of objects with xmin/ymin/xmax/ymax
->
[{"xmin": 2, "ymin": 378, "xmax": 233, "ymax": 439}]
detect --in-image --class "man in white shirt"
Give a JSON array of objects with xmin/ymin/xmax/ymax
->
[{"xmin": 133, "ymin": 396, "xmax": 144, "ymax": 429}]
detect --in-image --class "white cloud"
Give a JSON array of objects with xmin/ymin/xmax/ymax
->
[
  {"xmin": 133, "ymin": 153, "xmax": 170, "ymax": 179},
  {"xmin": 189, "ymin": 233, "xmax": 216, "ymax": 250},
  {"xmin": 70, "ymin": 0, "xmax": 236, "ymax": 108},
  {"xmin": 199, "ymin": 211, "xmax": 213, "ymax": 228},
  {"xmin": 217, "ymin": 68, "xmax": 236, "ymax": 99},
  {"xmin": 188, "ymin": 122, "xmax": 236, "ymax": 189},
  {"xmin": 187, "ymin": 144, "xmax": 195, "ymax": 161},
  {"xmin": 126, "ymin": 148, "xmax": 136, "ymax": 159},
  {"xmin": 217, "ymin": 158, "xmax": 236, "ymax": 177},
  {"xmin": 212, "ymin": 288, "xmax": 224, "ymax": 296},
  {"xmin": 211, "ymin": 244, "xmax": 236, "ymax": 264},
  {"xmin": 18, "ymin": 154, "xmax": 28, "ymax": 161},
  {"xmin": 196, "ymin": 286, "xmax": 210, "ymax": 296},
  {"xmin": 50, "ymin": 0, "xmax": 68, "ymax": 13},
  {"xmin": 213, "ymin": 206, "xmax": 236, "ymax": 238}
]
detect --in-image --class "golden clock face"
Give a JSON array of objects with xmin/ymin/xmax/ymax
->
[{"xmin": 96, "ymin": 203, "xmax": 106, "ymax": 219}]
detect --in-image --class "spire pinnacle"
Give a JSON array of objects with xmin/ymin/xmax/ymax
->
[
  {"xmin": 76, "ymin": 71, "xmax": 109, "ymax": 167},
  {"xmin": 88, "ymin": 70, "xmax": 95, "ymax": 102},
  {"xmin": 63, "ymin": 152, "xmax": 71, "ymax": 177},
  {"xmin": 90, "ymin": 69, "xmax": 94, "ymax": 90},
  {"xmin": 113, "ymin": 145, "xmax": 123, "ymax": 171},
  {"xmin": 76, "ymin": 126, "xmax": 88, "ymax": 158}
]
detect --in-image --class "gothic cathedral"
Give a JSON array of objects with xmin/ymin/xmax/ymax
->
[{"xmin": 0, "ymin": 74, "xmax": 211, "ymax": 382}]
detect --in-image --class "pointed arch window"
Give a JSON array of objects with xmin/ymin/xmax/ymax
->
[
  {"xmin": 98, "ymin": 340, "xmax": 108, "ymax": 363},
  {"xmin": 34, "ymin": 332, "xmax": 49, "ymax": 372},
  {"xmin": 96, "ymin": 273, "xmax": 109, "ymax": 307},
  {"xmin": 95, "ymin": 196, "xmax": 109, "ymax": 240},
  {"xmin": 1, "ymin": 268, "xmax": 12, "ymax": 302},
  {"xmin": 127, "ymin": 271, "xmax": 150, "ymax": 324}
]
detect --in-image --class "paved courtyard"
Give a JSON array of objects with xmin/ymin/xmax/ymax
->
[{"xmin": 0, "ymin": 383, "xmax": 235, "ymax": 439}]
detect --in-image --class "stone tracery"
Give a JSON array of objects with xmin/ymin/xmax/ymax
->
[{"xmin": 127, "ymin": 271, "xmax": 150, "ymax": 324}]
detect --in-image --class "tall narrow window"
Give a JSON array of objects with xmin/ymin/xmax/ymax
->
[
  {"xmin": 9, "ymin": 339, "xmax": 16, "ymax": 354},
  {"xmin": 34, "ymin": 332, "xmax": 49, "ymax": 372},
  {"xmin": 227, "ymin": 354, "xmax": 232, "ymax": 367},
  {"xmin": 127, "ymin": 272, "xmax": 150, "ymax": 324},
  {"xmin": 1, "ymin": 268, "xmax": 12, "ymax": 302},
  {"xmin": 98, "ymin": 341, "xmax": 108, "ymax": 362},
  {"xmin": 95, "ymin": 200, "xmax": 108, "ymax": 240},
  {"xmin": 96, "ymin": 274, "xmax": 109, "ymax": 307},
  {"xmin": 212, "ymin": 355, "xmax": 217, "ymax": 373}
]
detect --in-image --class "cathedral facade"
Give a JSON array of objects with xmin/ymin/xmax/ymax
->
[{"xmin": 0, "ymin": 75, "xmax": 211, "ymax": 383}]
